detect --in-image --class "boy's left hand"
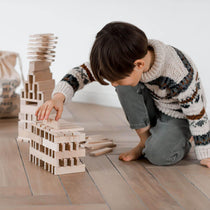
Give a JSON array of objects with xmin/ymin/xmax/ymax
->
[{"xmin": 200, "ymin": 158, "xmax": 210, "ymax": 168}]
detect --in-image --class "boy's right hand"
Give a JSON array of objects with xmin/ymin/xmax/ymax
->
[{"xmin": 35, "ymin": 93, "xmax": 65, "ymax": 121}]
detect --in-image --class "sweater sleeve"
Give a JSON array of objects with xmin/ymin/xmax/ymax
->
[
  {"xmin": 176, "ymin": 52, "xmax": 210, "ymax": 160},
  {"xmin": 52, "ymin": 62, "xmax": 95, "ymax": 104}
]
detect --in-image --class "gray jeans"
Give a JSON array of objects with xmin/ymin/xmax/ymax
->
[{"xmin": 115, "ymin": 82, "xmax": 192, "ymax": 166}]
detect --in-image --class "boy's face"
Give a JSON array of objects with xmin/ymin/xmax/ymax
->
[{"xmin": 111, "ymin": 66, "xmax": 144, "ymax": 87}]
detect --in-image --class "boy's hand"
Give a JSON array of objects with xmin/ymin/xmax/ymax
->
[
  {"xmin": 35, "ymin": 93, "xmax": 65, "ymax": 121},
  {"xmin": 200, "ymin": 158, "xmax": 210, "ymax": 168}
]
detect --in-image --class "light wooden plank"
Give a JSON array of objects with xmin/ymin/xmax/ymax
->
[
  {"xmin": 108, "ymin": 155, "xmax": 181, "ymax": 209},
  {"xmin": 3, "ymin": 203, "xmax": 109, "ymax": 210},
  {"xmin": 0, "ymin": 134, "xmax": 31, "ymax": 196},
  {"xmin": 84, "ymin": 155, "xmax": 147, "ymax": 209},
  {"xmin": 60, "ymin": 172, "xmax": 106, "ymax": 204},
  {"xmin": 18, "ymin": 142, "xmax": 67, "ymax": 196},
  {"xmin": 147, "ymin": 167, "xmax": 210, "ymax": 209},
  {"xmin": 0, "ymin": 195, "xmax": 69, "ymax": 206},
  {"xmin": 176, "ymin": 160, "xmax": 210, "ymax": 199}
]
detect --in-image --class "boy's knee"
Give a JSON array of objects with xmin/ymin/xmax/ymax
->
[{"xmin": 143, "ymin": 141, "xmax": 185, "ymax": 166}]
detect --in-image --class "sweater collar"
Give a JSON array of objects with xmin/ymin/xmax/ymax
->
[{"xmin": 140, "ymin": 39, "xmax": 166, "ymax": 83}]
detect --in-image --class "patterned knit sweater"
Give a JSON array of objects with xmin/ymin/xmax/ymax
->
[{"xmin": 52, "ymin": 39, "xmax": 210, "ymax": 160}]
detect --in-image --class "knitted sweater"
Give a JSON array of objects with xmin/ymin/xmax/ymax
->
[{"xmin": 52, "ymin": 39, "xmax": 210, "ymax": 160}]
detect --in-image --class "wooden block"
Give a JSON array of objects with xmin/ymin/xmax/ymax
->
[
  {"xmin": 29, "ymin": 33, "xmax": 55, "ymax": 38},
  {"xmin": 35, "ymin": 79, "xmax": 55, "ymax": 92},
  {"xmin": 86, "ymin": 142, "xmax": 116, "ymax": 150},
  {"xmin": 55, "ymin": 149, "xmax": 85, "ymax": 159},
  {"xmin": 18, "ymin": 113, "xmax": 25, "ymax": 121},
  {"xmin": 64, "ymin": 159, "xmax": 68, "ymax": 167},
  {"xmin": 32, "ymin": 70, "xmax": 52, "ymax": 82},
  {"xmin": 80, "ymin": 140, "xmax": 113, "ymax": 148},
  {"xmin": 28, "ymin": 42, "xmax": 57, "ymax": 47},
  {"xmin": 28, "ymin": 46, "xmax": 56, "ymax": 50},
  {"xmin": 86, "ymin": 134, "xmax": 105, "ymax": 141},
  {"xmin": 43, "ymin": 138, "xmax": 59, "ymax": 151},
  {"xmin": 87, "ymin": 139, "xmax": 113, "ymax": 144},
  {"xmin": 29, "ymin": 61, "xmax": 51, "ymax": 72},
  {"xmin": 29, "ymin": 37, "xmax": 57, "ymax": 42},
  {"xmin": 89, "ymin": 147, "xmax": 113, "ymax": 156},
  {"xmin": 28, "ymin": 54, "xmax": 55, "ymax": 60},
  {"xmin": 54, "ymin": 164, "xmax": 85, "ymax": 175},
  {"xmin": 27, "ymin": 132, "xmax": 43, "ymax": 144},
  {"xmin": 28, "ymin": 51, "xmax": 55, "ymax": 56},
  {"xmin": 29, "ymin": 147, "xmax": 59, "ymax": 166},
  {"xmin": 20, "ymin": 104, "xmax": 38, "ymax": 114},
  {"xmin": 28, "ymin": 56, "xmax": 55, "ymax": 62}
]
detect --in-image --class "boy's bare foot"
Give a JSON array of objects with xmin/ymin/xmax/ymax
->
[{"xmin": 119, "ymin": 143, "xmax": 144, "ymax": 161}]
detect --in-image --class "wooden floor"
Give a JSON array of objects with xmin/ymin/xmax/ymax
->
[{"xmin": 0, "ymin": 102, "xmax": 209, "ymax": 210}]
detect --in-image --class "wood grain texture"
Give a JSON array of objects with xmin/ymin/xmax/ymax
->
[
  {"xmin": 147, "ymin": 167, "xmax": 210, "ymax": 209},
  {"xmin": 108, "ymin": 154, "xmax": 181, "ymax": 209},
  {"xmin": 84, "ymin": 155, "xmax": 147, "ymax": 210},
  {"xmin": 18, "ymin": 142, "xmax": 66, "ymax": 196}
]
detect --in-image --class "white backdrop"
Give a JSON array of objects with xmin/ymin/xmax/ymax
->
[{"xmin": 0, "ymin": 0, "xmax": 210, "ymax": 114}]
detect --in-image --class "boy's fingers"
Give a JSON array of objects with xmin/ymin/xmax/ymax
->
[
  {"xmin": 45, "ymin": 105, "xmax": 53, "ymax": 120},
  {"xmin": 40, "ymin": 105, "xmax": 48, "ymax": 120},
  {"xmin": 35, "ymin": 107, "xmax": 40, "ymax": 116},
  {"xmin": 55, "ymin": 108, "xmax": 63, "ymax": 121}
]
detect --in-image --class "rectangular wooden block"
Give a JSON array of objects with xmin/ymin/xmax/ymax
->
[
  {"xmin": 32, "ymin": 69, "xmax": 52, "ymax": 82},
  {"xmin": 29, "ymin": 147, "xmax": 59, "ymax": 166},
  {"xmin": 29, "ymin": 61, "xmax": 51, "ymax": 72},
  {"xmin": 86, "ymin": 142, "xmax": 116, "ymax": 150},
  {"xmin": 43, "ymin": 138, "xmax": 59, "ymax": 151},
  {"xmin": 20, "ymin": 104, "xmax": 38, "ymax": 114},
  {"xmin": 54, "ymin": 164, "xmax": 85, "ymax": 175},
  {"xmin": 35, "ymin": 79, "xmax": 55, "ymax": 92},
  {"xmin": 55, "ymin": 149, "xmax": 85, "ymax": 159},
  {"xmin": 89, "ymin": 147, "xmax": 113, "ymax": 156}
]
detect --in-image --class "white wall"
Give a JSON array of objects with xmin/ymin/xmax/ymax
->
[{"xmin": 1, "ymin": 0, "xmax": 210, "ymax": 114}]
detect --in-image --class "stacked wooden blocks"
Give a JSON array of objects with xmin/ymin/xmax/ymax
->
[
  {"xmin": 17, "ymin": 34, "xmax": 57, "ymax": 142},
  {"xmin": 29, "ymin": 118, "xmax": 86, "ymax": 175},
  {"xmin": 82, "ymin": 135, "xmax": 116, "ymax": 156},
  {"xmin": 17, "ymin": 33, "xmax": 116, "ymax": 175}
]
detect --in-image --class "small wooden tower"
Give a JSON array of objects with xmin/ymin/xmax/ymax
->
[
  {"xmin": 17, "ymin": 33, "xmax": 86, "ymax": 174},
  {"xmin": 17, "ymin": 34, "xmax": 57, "ymax": 142},
  {"xmin": 29, "ymin": 118, "xmax": 86, "ymax": 175}
]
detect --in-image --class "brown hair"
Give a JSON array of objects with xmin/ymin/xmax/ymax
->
[{"xmin": 90, "ymin": 21, "xmax": 148, "ymax": 85}]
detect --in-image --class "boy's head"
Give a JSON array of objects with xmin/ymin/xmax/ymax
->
[{"xmin": 90, "ymin": 21, "xmax": 149, "ymax": 87}]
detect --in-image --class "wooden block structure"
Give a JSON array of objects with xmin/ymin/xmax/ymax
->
[
  {"xmin": 17, "ymin": 34, "xmax": 57, "ymax": 142},
  {"xmin": 28, "ymin": 118, "xmax": 86, "ymax": 175}
]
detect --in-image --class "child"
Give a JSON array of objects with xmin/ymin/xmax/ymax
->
[{"xmin": 35, "ymin": 21, "xmax": 210, "ymax": 168}]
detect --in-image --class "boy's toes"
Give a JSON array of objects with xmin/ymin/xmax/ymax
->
[
  {"xmin": 119, "ymin": 153, "xmax": 131, "ymax": 161},
  {"xmin": 119, "ymin": 153, "xmax": 125, "ymax": 160}
]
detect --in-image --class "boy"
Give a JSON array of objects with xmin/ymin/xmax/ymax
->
[{"xmin": 35, "ymin": 21, "xmax": 210, "ymax": 168}]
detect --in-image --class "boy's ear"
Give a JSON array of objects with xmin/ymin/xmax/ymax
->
[{"xmin": 134, "ymin": 59, "xmax": 145, "ymax": 70}]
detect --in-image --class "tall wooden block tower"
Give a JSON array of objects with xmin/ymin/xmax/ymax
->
[
  {"xmin": 17, "ymin": 33, "xmax": 86, "ymax": 175},
  {"xmin": 17, "ymin": 34, "xmax": 57, "ymax": 142}
]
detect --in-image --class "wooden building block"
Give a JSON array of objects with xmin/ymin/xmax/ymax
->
[
  {"xmin": 54, "ymin": 164, "xmax": 85, "ymax": 175},
  {"xmin": 29, "ymin": 37, "xmax": 57, "ymax": 42},
  {"xmin": 29, "ymin": 33, "xmax": 55, "ymax": 38},
  {"xmin": 20, "ymin": 104, "xmax": 38, "ymax": 114},
  {"xmin": 43, "ymin": 138, "xmax": 59, "ymax": 151},
  {"xmin": 29, "ymin": 61, "xmax": 51, "ymax": 72},
  {"xmin": 35, "ymin": 79, "xmax": 55, "ymax": 92},
  {"xmin": 29, "ymin": 42, "xmax": 57, "ymax": 47},
  {"xmin": 85, "ymin": 142, "xmax": 116, "ymax": 150},
  {"xmin": 29, "ymin": 147, "xmax": 59, "ymax": 166},
  {"xmin": 55, "ymin": 149, "xmax": 85, "ymax": 159},
  {"xmin": 89, "ymin": 147, "xmax": 113, "ymax": 156}
]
